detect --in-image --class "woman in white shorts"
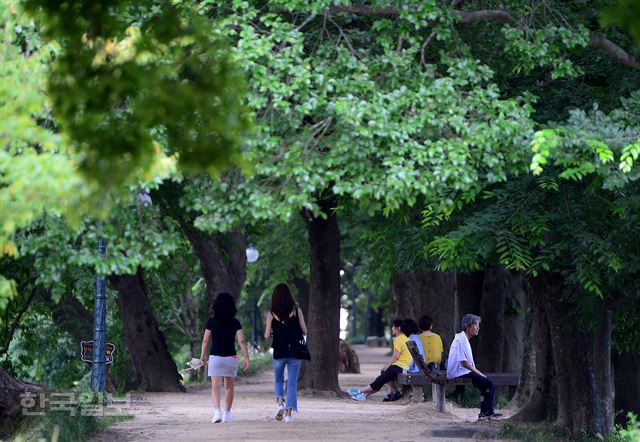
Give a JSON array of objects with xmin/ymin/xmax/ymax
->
[{"xmin": 200, "ymin": 292, "xmax": 250, "ymax": 423}]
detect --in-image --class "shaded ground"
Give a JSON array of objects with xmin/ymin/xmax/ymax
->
[{"xmin": 91, "ymin": 345, "xmax": 515, "ymax": 442}]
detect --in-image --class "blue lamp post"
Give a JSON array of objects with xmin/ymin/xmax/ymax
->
[{"xmin": 91, "ymin": 238, "xmax": 107, "ymax": 392}]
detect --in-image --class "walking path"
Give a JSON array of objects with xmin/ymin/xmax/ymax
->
[{"xmin": 91, "ymin": 345, "xmax": 514, "ymax": 441}]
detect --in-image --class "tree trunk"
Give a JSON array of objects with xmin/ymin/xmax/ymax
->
[
  {"xmin": 300, "ymin": 196, "xmax": 341, "ymax": 393},
  {"xmin": 292, "ymin": 276, "xmax": 310, "ymax": 319},
  {"xmin": 0, "ymin": 368, "xmax": 43, "ymax": 420},
  {"xmin": 511, "ymin": 282, "xmax": 555, "ymax": 421},
  {"xmin": 109, "ymin": 270, "xmax": 185, "ymax": 392},
  {"xmin": 502, "ymin": 272, "xmax": 526, "ymax": 374},
  {"xmin": 594, "ymin": 311, "xmax": 614, "ymax": 434},
  {"xmin": 534, "ymin": 271, "xmax": 608, "ymax": 436},
  {"xmin": 153, "ymin": 180, "xmax": 247, "ymax": 308},
  {"xmin": 390, "ymin": 270, "xmax": 457, "ymax": 352},
  {"xmin": 183, "ymin": 228, "xmax": 247, "ymax": 311},
  {"xmin": 477, "ymin": 265, "xmax": 507, "ymax": 372},
  {"xmin": 41, "ymin": 291, "xmax": 120, "ymax": 392}
]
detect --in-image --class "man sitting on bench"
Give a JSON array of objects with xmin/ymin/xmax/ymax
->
[{"xmin": 446, "ymin": 314, "xmax": 503, "ymax": 421}]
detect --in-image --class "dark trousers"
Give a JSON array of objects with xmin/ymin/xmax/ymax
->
[
  {"xmin": 369, "ymin": 365, "xmax": 403, "ymax": 392},
  {"xmin": 460, "ymin": 372, "xmax": 495, "ymax": 414}
]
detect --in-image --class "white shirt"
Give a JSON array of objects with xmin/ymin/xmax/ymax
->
[{"xmin": 446, "ymin": 331, "xmax": 475, "ymax": 378}]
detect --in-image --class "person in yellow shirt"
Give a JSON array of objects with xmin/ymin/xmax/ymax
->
[
  {"xmin": 418, "ymin": 315, "xmax": 444, "ymax": 369},
  {"xmin": 348, "ymin": 319, "xmax": 412, "ymax": 401}
]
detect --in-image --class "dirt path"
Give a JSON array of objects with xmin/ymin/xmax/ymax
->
[{"xmin": 91, "ymin": 345, "xmax": 514, "ymax": 442}]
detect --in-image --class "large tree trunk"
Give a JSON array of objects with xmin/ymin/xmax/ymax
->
[
  {"xmin": 477, "ymin": 265, "xmax": 508, "ymax": 372},
  {"xmin": 182, "ymin": 227, "xmax": 247, "ymax": 311},
  {"xmin": 153, "ymin": 180, "xmax": 247, "ymax": 308},
  {"xmin": 109, "ymin": 270, "xmax": 185, "ymax": 392},
  {"xmin": 0, "ymin": 368, "xmax": 43, "ymax": 421},
  {"xmin": 594, "ymin": 311, "xmax": 614, "ymax": 434},
  {"xmin": 390, "ymin": 270, "xmax": 457, "ymax": 352},
  {"xmin": 528, "ymin": 271, "xmax": 610, "ymax": 436},
  {"xmin": 300, "ymin": 196, "xmax": 341, "ymax": 393},
  {"xmin": 41, "ymin": 291, "xmax": 120, "ymax": 392},
  {"xmin": 512, "ymin": 281, "xmax": 555, "ymax": 421},
  {"xmin": 502, "ymin": 272, "xmax": 526, "ymax": 374}
]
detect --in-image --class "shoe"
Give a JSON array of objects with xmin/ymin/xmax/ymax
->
[
  {"xmin": 478, "ymin": 411, "xmax": 503, "ymax": 421},
  {"xmin": 284, "ymin": 415, "xmax": 293, "ymax": 423},
  {"xmin": 350, "ymin": 393, "xmax": 367, "ymax": 401},
  {"xmin": 383, "ymin": 391, "xmax": 402, "ymax": 402},
  {"xmin": 275, "ymin": 406, "xmax": 285, "ymax": 421},
  {"xmin": 211, "ymin": 408, "xmax": 222, "ymax": 423},
  {"xmin": 222, "ymin": 410, "xmax": 233, "ymax": 423},
  {"xmin": 347, "ymin": 388, "xmax": 360, "ymax": 396}
]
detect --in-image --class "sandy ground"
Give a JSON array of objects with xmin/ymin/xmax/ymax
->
[{"xmin": 90, "ymin": 345, "xmax": 515, "ymax": 442}]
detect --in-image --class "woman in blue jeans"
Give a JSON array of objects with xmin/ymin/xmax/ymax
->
[{"xmin": 264, "ymin": 283, "xmax": 308, "ymax": 423}]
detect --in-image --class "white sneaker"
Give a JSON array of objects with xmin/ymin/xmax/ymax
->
[
  {"xmin": 222, "ymin": 411, "xmax": 233, "ymax": 423},
  {"xmin": 284, "ymin": 415, "xmax": 293, "ymax": 423},
  {"xmin": 275, "ymin": 406, "xmax": 285, "ymax": 421},
  {"xmin": 211, "ymin": 409, "xmax": 222, "ymax": 423}
]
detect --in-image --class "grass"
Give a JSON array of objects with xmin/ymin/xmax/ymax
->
[
  {"xmin": 7, "ymin": 411, "xmax": 132, "ymax": 442},
  {"xmin": 500, "ymin": 422, "xmax": 639, "ymax": 442},
  {"xmin": 239, "ymin": 351, "xmax": 273, "ymax": 377}
]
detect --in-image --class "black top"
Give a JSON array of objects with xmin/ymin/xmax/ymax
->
[
  {"xmin": 206, "ymin": 318, "xmax": 242, "ymax": 357},
  {"xmin": 271, "ymin": 308, "xmax": 303, "ymax": 359}
]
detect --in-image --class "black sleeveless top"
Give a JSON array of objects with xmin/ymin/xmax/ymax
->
[{"xmin": 271, "ymin": 308, "xmax": 303, "ymax": 359}]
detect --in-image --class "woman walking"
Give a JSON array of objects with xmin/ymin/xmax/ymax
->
[
  {"xmin": 264, "ymin": 283, "xmax": 308, "ymax": 423},
  {"xmin": 200, "ymin": 292, "xmax": 250, "ymax": 424}
]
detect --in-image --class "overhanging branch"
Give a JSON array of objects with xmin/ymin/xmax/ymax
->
[{"xmin": 325, "ymin": 6, "xmax": 640, "ymax": 71}]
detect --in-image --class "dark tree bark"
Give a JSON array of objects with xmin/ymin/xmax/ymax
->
[
  {"xmin": 594, "ymin": 311, "xmax": 614, "ymax": 434},
  {"xmin": 390, "ymin": 270, "xmax": 457, "ymax": 351},
  {"xmin": 0, "ymin": 368, "xmax": 43, "ymax": 421},
  {"xmin": 292, "ymin": 276, "xmax": 310, "ymax": 319},
  {"xmin": 370, "ymin": 307, "xmax": 385, "ymax": 337},
  {"xmin": 502, "ymin": 272, "xmax": 526, "ymax": 374},
  {"xmin": 182, "ymin": 227, "xmax": 247, "ymax": 312},
  {"xmin": 153, "ymin": 181, "xmax": 247, "ymax": 308},
  {"xmin": 300, "ymin": 196, "xmax": 341, "ymax": 393},
  {"xmin": 109, "ymin": 270, "xmax": 185, "ymax": 392},
  {"xmin": 520, "ymin": 271, "xmax": 611, "ymax": 436},
  {"xmin": 512, "ymin": 283, "xmax": 555, "ymax": 421},
  {"xmin": 477, "ymin": 265, "xmax": 508, "ymax": 372}
]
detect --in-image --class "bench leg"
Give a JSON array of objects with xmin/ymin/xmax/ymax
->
[
  {"xmin": 432, "ymin": 383, "xmax": 445, "ymax": 412},
  {"xmin": 508, "ymin": 385, "xmax": 516, "ymax": 400},
  {"xmin": 411, "ymin": 385, "xmax": 422, "ymax": 403}
]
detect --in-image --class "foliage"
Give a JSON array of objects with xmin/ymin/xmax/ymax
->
[
  {"xmin": 21, "ymin": 0, "xmax": 249, "ymax": 189},
  {"xmin": 618, "ymin": 413, "xmax": 640, "ymax": 442}
]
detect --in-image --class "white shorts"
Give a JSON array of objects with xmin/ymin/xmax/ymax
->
[{"xmin": 208, "ymin": 355, "xmax": 238, "ymax": 377}]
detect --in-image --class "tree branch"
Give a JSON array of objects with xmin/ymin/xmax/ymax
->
[
  {"xmin": 589, "ymin": 35, "xmax": 640, "ymax": 71},
  {"xmin": 0, "ymin": 287, "xmax": 38, "ymax": 356},
  {"xmin": 326, "ymin": 6, "xmax": 640, "ymax": 71}
]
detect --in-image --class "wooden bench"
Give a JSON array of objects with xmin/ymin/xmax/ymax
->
[{"xmin": 396, "ymin": 340, "xmax": 519, "ymax": 412}]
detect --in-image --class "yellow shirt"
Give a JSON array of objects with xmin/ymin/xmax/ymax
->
[
  {"xmin": 419, "ymin": 332, "xmax": 443, "ymax": 365},
  {"xmin": 392, "ymin": 334, "xmax": 412, "ymax": 370}
]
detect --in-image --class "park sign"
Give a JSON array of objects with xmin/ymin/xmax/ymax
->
[{"xmin": 80, "ymin": 341, "xmax": 115, "ymax": 365}]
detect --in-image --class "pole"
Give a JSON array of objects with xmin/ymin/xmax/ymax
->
[
  {"xmin": 251, "ymin": 292, "xmax": 258, "ymax": 350},
  {"xmin": 91, "ymin": 238, "xmax": 107, "ymax": 392},
  {"xmin": 364, "ymin": 291, "xmax": 372, "ymax": 338},
  {"xmin": 351, "ymin": 281, "xmax": 357, "ymax": 339}
]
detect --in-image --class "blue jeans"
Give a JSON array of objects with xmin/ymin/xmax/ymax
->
[{"xmin": 273, "ymin": 357, "xmax": 301, "ymax": 412}]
